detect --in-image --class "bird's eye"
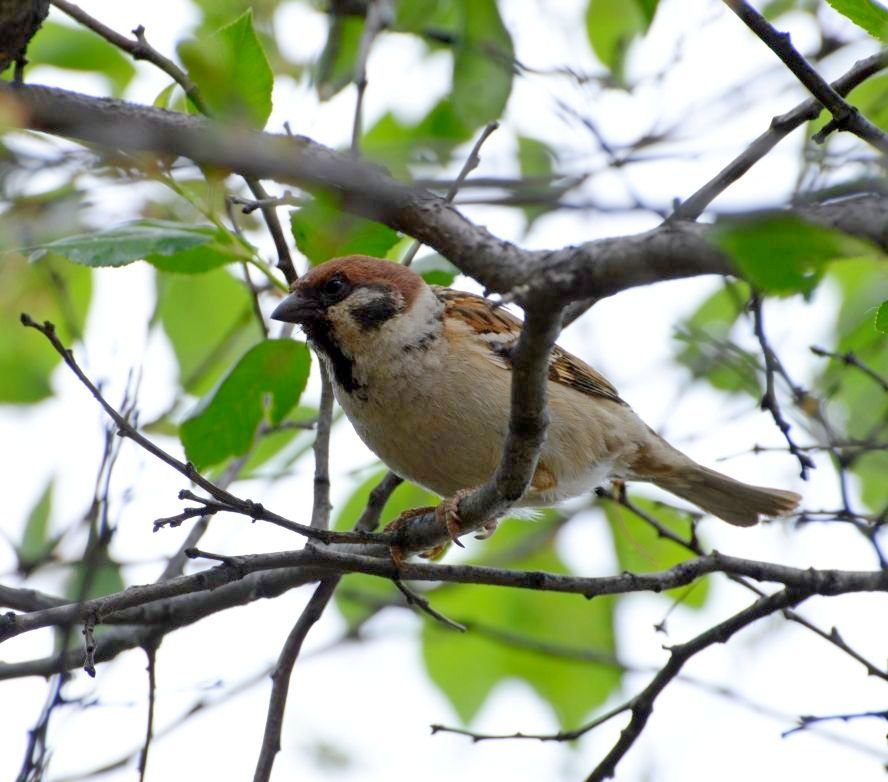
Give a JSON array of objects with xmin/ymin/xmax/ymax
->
[{"xmin": 320, "ymin": 275, "xmax": 349, "ymax": 302}]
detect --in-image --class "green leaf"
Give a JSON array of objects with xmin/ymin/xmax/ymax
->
[
  {"xmin": 315, "ymin": 14, "xmax": 363, "ymax": 101},
  {"xmin": 422, "ymin": 515, "xmax": 620, "ymax": 727},
  {"xmin": 451, "ymin": 0, "xmax": 513, "ymax": 129},
  {"xmin": 586, "ymin": 0, "xmax": 649, "ymax": 84},
  {"xmin": 410, "ymin": 254, "xmax": 461, "ymax": 286},
  {"xmin": 712, "ymin": 214, "xmax": 877, "ymax": 296},
  {"xmin": 28, "ymin": 21, "xmax": 136, "ymax": 96},
  {"xmin": 1, "ymin": 254, "xmax": 92, "ymax": 403},
  {"xmin": 825, "ymin": 0, "xmax": 888, "ymax": 41},
  {"xmin": 517, "ymin": 136, "xmax": 557, "ymax": 229},
  {"xmin": 178, "ymin": 10, "xmax": 274, "ymax": 126},
  {"xmin": 154, "ymin": 267, "xmax": 263, "ymax": 395},
  {"xmin": 604, "ymin": 498, "xmax": 709, "ymax": 608},
  {"xmin": 290, "ymin": 196, "xmax": 400, "ymax": 265},
  {"xmin": 20, "ymin": 479, "xmax": 54, "ymax": 563},
  {"xmin": 333, "ymin": 469, "xmax": 440, "ymax": 630},
  {"xmin": 30, "ymin": 220, "xmax": 234, "ymax": 272},
  {"xmin": 180, "ymin": 339, "xmax": 311, "ymax": 470},
  {"xmin": 876, "ymin": 300, "xmax": 888, "ymax": 333},
  {"xmin": 634, "ymin": 0, "xmax": 660, "ymax": 24}
]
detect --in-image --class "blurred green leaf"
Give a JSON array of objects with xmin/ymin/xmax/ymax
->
[
  {"xmin": 30, "ymin": 220, "xmax": 236, "ymax": 272},
  {"xmin": 674, "ymin": 281, "xmax": 761, "ymax": 397},
  {"xmin": 604, "ymin": 498, "xmax": 709, "ymax": 608},
  {"xmin": 410, "ymin": 253, "xmax": 460, "ymax": 286},
  {"xmin": 825, "ymin": 0, "xmax": 888, "ymax": 41},
  {"xmin": 1, "ymin": 254, "xmax": 92, "ymax": 403},
  {"xmin": 451, "ymin": 0, "xmax": 513, "ymax": 128},
  {"xmin": 66, "ymin": 557, "xmax": 125, "ymax": 602},
  {"xmin": 20, "ymin": 479, "xmax": 54, "ymax": 564},
  {"xmin": 315, "ymin": 14, "xmax": 363, "ymax": 101},
  {"xmin": 846, "ymin": 73, "xmax": 888, "ymax": 131},
  {"xmin": 181, "ymin": 339, "xmax": 311, "ymax": 470},
  {"xmin": 290, "ymin": 196, "xmax": 400, "ymax": 265},
  {"xmin": 179, "ymin": 9, "xmax": 273, "ymax": 126},
  {"xmin": 877, "ymin": 300, "xmax": 888, "ymax": 333},
  {"xmin": 28, "ymin": 21, "xmax": 136, "ymax": 96},
  {"xmin": 712, "ymin": 214, "xmax": 877, "ymax": 296},
  {"xmin": 586, "ymin": 0, "xmax": 649, "ymax": 84},
  {"xmin": 423, "ymin": 515, "xmax": 620, "ymax": 727},
  {"xmin": 153, "ymin": 267, "xmax": 262, "ymax": 395},
  {"xmin": 517, "ymin": 136, "xmax": 557, "ymax": 229},
  {"xmin": 817, "ymin": 260, "xmax": 888, "ymax": 510},
  {"xmin": 334, "ymin": 469, "xmax": 440, "ymax": 629}
]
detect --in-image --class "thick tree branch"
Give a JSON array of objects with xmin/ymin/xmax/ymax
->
[
  {"xmin": 4, "ymin": 84, "xmax": 885, "ymax": 307},
  {"xmin": 3, "ymin": 547, "xmax": 886, "ymax": 646}
]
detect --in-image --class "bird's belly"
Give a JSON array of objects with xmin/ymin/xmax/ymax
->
[{"xmin": 334, "ymin": 359, "xmax": 511, "ymax": 497}]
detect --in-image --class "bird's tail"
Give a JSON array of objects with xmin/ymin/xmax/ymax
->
[{"xmin": 651, "ymin": 464, "xmax": 801, "ymax": 526}]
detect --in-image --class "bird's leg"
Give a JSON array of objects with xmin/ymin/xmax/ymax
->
[
  {"xmin": 383, "ymin": 487, "xmax": 485, "ymax": 564},
  {"xmin": 384, "ymin": 505, "xmax": 435, "ymax": 567}
]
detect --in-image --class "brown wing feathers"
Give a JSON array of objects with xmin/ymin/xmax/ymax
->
[{"xmin": 435, "ymin": 287, "xmax": 625, "ymax": 405}]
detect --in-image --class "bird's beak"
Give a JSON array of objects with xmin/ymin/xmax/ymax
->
[{"xmin": 271, "ymin": 290, "xmax": 320, "ymax": 324}]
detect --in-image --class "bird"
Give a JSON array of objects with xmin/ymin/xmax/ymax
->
[{"xmin": 271, "ymin": 254, "xmax": 800, "ymax": 551}]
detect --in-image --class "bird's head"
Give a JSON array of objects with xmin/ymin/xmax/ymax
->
[{"xmin": 271, "ymin": 255, "xmax": 426, "ymax": 337}]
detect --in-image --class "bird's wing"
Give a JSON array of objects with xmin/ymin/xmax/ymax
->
[{"xmin": 435, "ymin": 287, "xmax": 625, "ymax": 405}]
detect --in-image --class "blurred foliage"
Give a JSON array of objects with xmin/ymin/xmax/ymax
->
[
  {"xmin": 27, "ymin": 21, "xmax": 135, "ymax": 96},
  {"xmin": 422, "ymin": 513, "xmax": 620, "ymax": 727},
  {"xmin": 2, "ymin": 0, "xmax": 887, "ymax": 744}
]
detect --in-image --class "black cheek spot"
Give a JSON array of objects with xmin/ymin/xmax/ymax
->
[{"xmin": 349, "ymin": 293, "xmax": 399, "ymax": 331}]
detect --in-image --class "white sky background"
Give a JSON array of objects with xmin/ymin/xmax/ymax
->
[{"xmin": 1, "ymin": 0, "xmax": 887, "ymax": 780}]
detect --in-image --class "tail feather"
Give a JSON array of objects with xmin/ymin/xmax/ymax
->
[{"xmin": 654, "ymin": 465, "xmax": 801, "ymax": 527}]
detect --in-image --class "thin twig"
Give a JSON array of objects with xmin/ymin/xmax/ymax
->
[
  {"xmin": 750, "ymin": 296, "xmax": 816, "ymax": 479},
  {"xmin": 137, "ymin": 641, "xmax": 159, "ymax": 782},
  {"xmin": 782, "ymin": 708, "xmax": 888, "ymax": 738},
  {"xmin": 722, "ymin": 1, "xmax": 888, "ymax": 154},
  {"xmin": 674, "ymin": 50, "xmax": 888, "ymax": 220},
  {"xmin": 811, "ymin": 345, "xmax": 888, "ymax": 393},
  {"xmin": 350, "ymin": 0, "xmax": 392, "ymax": 156},
  {"xmin": 252, "ymin": 578, "xmax": 339, "ymax": 782},
  {"xmin": 402, "ymin": 121, "xmax": 500, "ymax": 266},
  {"xmin": 21, "ymin": 315, "xmax": 389, "ymax": 547},
  {"xmin": 310, "ymin": 367, "xmax": 335, "ymax": 530},
  {"xmin": 392, "ymin": 580, "xmax": 466, "ymax": 631}
]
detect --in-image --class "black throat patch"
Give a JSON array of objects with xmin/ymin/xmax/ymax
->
[
  {"xmin": 348, "ymin": 290, "xmax": 400, "ymax": 331},
  {"xmin": 304, "ymin": 320, "xmax": 365, "ymax": 396}
]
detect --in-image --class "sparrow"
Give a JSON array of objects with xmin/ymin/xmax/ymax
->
[{"xmin": 271, "ymin": 255, "xmax": 800, "ymax": 549}]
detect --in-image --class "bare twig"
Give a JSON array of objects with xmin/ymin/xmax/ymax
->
[
  {"xmin": 402, "ymin": 121, "xmax": 500, "ymax": 266},
  {"xmin": 350, "ymin": 0, "xmax": 393, "ymax": 156},
  {"xmin": 310, "ymin": 367, "xmax": 335, "ymax": 530},
  {"xmin": 391, "ymin": 580, "xmax": 466, "ymax": 631},
  {"xmin": 782, "ymin": 708, "xmax": 888, "ymax": 738},
  {"xmin": 750, "ymin": 296, "xmax": 816, "ymax": 479},
  {"xmin": 722, "ymin": 1, "xmax": 888, "ymax": 154},
  {"xmin": 252, "ymin": 578, "xmax": 338, "ymax": 782},
  {"xmin": 137, "ymin": 641, "xmax": 159, "ymax": 782},
  {"xmin": 811, "ymin": 345, "xmax": 888, "ymax": 393},
  {"xmin": 21, "ymin": 315, "xmax": 389, "ymax": 547}
]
